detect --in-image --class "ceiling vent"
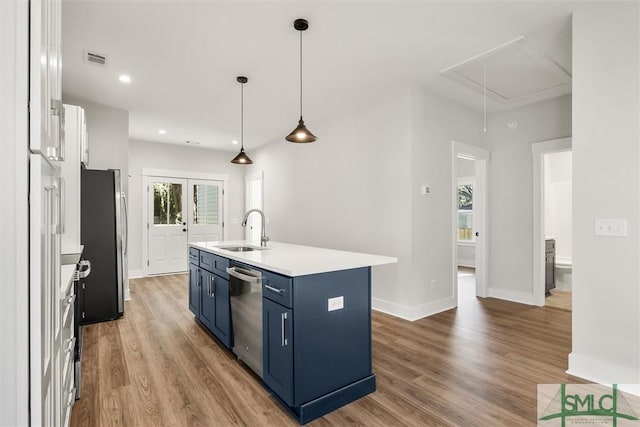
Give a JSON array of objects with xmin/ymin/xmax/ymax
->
[
  {"xmin": 441, "ymin": 37, "xmax": 571, "ymax": 104},
  {"xmin": 84, "ymin": 50, "xmax": 107, "ymax": 67}
]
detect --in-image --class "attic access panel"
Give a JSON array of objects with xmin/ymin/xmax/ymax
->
[{"xmin": 441, "ymin": 37, "xmax": 571, "ymax": 104}]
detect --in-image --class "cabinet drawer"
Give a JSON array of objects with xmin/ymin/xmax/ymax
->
[
  {"xmin": 189, "ymin": 247, "xmax": 199, "ymax": 265},
  {"xmin": 262, "ymin": 270, "xmax": 293, "ymax": 308},
  {"xmin": 200, "ymin": 251, "xmax": 229, "ymax": 279}
]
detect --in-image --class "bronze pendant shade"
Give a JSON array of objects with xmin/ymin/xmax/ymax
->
[
  {"xmin": 231, "ymin": 76, "xmax": 253, "ymax": 164},
  {"xmin": 285, "ymin": 18, "xmax": 317, "ymax": 143}
]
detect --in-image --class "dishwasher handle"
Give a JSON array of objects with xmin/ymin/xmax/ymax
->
[{"xmin": 226, "ymin": 266, "xmax": 261, "ymax": 283}]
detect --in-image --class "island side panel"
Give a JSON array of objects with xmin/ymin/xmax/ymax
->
[{"xmin": 292, "ymin": 267, "xmax": 373, "ymax": 406}]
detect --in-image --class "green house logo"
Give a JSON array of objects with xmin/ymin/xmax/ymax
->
[{"xmin": 539, "ymin": 384, "xmax": 639, "ymax": 427}]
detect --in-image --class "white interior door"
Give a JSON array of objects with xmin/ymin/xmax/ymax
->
[
  {"xmin": 188, "ymin": 180, "xmax": 224, "ymax": 242},
  {"xmin": 148, "ymin": 177, "xmax": 188, "ymax": 274},
  {"xmin": 244, "ymin": 173, "xmax": 263, "ymax": 241}
]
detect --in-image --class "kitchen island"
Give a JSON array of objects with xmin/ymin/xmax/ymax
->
[{"xmin": 187, "ymin": 240, "xmax": 396, "ymax": 424}]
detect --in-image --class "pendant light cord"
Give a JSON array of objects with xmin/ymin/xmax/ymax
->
[
  {"xmin": 241, "ymin": 82, "xmax": 244, "ymax": 149},
  {"xmin": 299, "ymin": 30, "xmax": 303, "ymax": 118}
]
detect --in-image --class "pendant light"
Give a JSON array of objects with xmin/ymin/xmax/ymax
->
[
  {"xmin": 231, "ymin": 76, "xmax": 253, "ymax": 164},
  {"xmin": 285, "ymin": 18, "xmax": 317, "ymax": 143}
]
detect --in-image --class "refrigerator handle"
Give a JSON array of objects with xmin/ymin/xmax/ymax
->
[{"xmin": 122, "ymin": 194, "xmax": 129, "ymax": 256}]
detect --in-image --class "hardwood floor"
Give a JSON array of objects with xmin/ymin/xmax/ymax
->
[
  {"xmin": 545, "ymin": 289, "xmax": 572, "ymax": 312},
  {"xmin": 71, "ymin": 274, "xmax": 583, "ymax": 426}
]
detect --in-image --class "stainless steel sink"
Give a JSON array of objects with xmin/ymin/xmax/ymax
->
[{"xmin": 218, "ymin": 245, "xmax": 266, "ymax": 252}]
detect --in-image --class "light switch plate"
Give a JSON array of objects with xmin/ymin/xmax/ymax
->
[
  {"xmin": 594, "ymin": 218, "xmax": 627, "ymax": 237},
  {"xmin": 328, "ymin": 296, "xmax": 344, "ymax": 312}
]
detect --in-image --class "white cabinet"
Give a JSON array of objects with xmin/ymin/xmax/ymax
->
[
  {"xmin": 61, "ymin": 104, "xmax": 88, "ymax": 251},
  {"xmin": 57, "ymin": 266, "xmax": 77, "ymax": 427},
  {"xmin": 29, "ymin": 0, "xmax": 66, "ymax": 425},
  {"xmin": 29, "ymin": 154, "xmax": 61, "ymax": 427},
  {"xmin": 30, "ymin": 0, "xmax": 63, "ymax": 161}
]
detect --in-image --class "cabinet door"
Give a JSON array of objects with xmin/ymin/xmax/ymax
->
[
  {"xmin": 188, "ymin": 263, "xmax": 200, "ymax": 316},
  {"xmin": 263, "ymin": 298, "xmax": 293, "ymax": 406},
  {"xmin": 212, "ymin": 275, "xmax": 231, "ymax": 347},
  {"xmin": 199, "ymin": 270, "xmax": 215, "ymax": 331}
]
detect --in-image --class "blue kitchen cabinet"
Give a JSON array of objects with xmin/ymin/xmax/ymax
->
[
  {"xmin": 199, "ymin": 269, "xmax": 216, "ymax": 332},
  {"xmin": 262, "ymin": 267, "xmax": 376, "ymax": 424},
  {"xmin": 263, "ymin": 298, "xmax": 293, "ymax": 406},
  {"xmin": 212, "ymin": 273, "xmax": 231, "ymax": 347},
  {"xmin": 188, "ymin": 258, "xmax": 200, "ymax": 316},
  {"xmin": 188, "ymin": 248, "xmax": 232, "ymax": 349}
]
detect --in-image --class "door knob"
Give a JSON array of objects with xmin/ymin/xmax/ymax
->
[
  {"xmin": 475, "ymin": 232, "xmax": 479, "ymax": 237},
  {"xmin": 183, "ymin": 228, "xmax": 187, "ymax": 232}
]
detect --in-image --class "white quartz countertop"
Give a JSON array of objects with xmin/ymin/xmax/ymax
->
[{"xmin": 189, "ymin": 240, "xmax": 398, "ymax": 277}]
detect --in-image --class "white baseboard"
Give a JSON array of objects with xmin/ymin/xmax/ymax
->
[
  {"xmin": 128, "ymin": 269, "xmax": 145, "ymax": 279},
  {"xmin": 488, "ymin": 288, "xmax": 536, "ymax": 305},
  {"xmin": 372, "ymin": 296, "xmax": 456, "ymax": 322},
  {"xmin": 567, "ymin": 352, "xmax": 640, "ymax": 384}
]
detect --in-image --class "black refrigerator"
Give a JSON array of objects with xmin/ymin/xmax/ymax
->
[{"xmin": 80, "ymin": 168, "xmax": 127, "ymax": 324}]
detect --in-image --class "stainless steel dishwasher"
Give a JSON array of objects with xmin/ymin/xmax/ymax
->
[{"xmin": 227, "ymin": 264, "xmax": 263, "ymax": 378}]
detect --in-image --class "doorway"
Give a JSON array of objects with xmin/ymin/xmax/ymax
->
[
  {"xmin": 532, "ymin": 137, "xmax": 572, "ymax": 308},
  {"xmin": 143, "ymin": 171, "xmax": 227, "ymax": 276},
  {"xmin": 451, "ymin": 141, "xmax": 490, "ymax": 305}
]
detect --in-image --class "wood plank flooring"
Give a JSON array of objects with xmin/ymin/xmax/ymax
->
[
  {"xmin": 545, "ymin": 289, "xmax": 572, "ymax": 311},
  {"xmin": 71, "ymin": 274, "xmax": 583, "ymax": 427}
]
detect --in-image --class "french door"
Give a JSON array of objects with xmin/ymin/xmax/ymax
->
[{"xmin": 148, "ymin": 177, "xmax": 223, "ymax": 275}]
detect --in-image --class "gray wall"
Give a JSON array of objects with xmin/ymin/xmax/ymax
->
[
  {"xmin": 486, "ymin": 94, "xmax": 572, "ymax": 300},
  {"xmin": 246, "ymin": 86, "xmax": 485, "ymax": 320},
  {"xmin": 571, "ymin": 2, "xmax": 639, "ymax": 384}
]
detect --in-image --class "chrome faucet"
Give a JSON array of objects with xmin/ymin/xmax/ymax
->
[{"xmin": 242, "ymin": 209, "xmax": 269, "ymax": 247}]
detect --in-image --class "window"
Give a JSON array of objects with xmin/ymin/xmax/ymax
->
[
  {"xmin": 153, "ymin": 183, "xmax": 183, "ymax": 225},
  {"xmin": 458, "ymin": 183, "xmax": 473, "ymax": 241},
  {"xmin": 193, "ymin": 184, "xmax": 219, "ymax": 225}
]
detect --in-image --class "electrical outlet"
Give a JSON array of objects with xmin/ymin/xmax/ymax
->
[
  {"xmin": 421, "ymin": 185, "xmax": 431, "ymax": 195},
  {"xmin": 328, "ymin": 296, "xmax": 344, "ymax": 312}
]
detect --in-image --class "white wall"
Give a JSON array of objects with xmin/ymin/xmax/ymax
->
[
  {"xmin": 411, "ymin": 88, "xmax": 486, "ymax": 313},
  {"xmin": 246, "ymin": 87, "xmax": 414, "ymax": 316},
  {"xmin": 245, "ymin": 86, "xmax": 484, "ymax": 320},
  {"xmin": 128, "ymin": 139, "xmax": 246, "ymax": 275},
  {"xmin": 570, "ymin": 2, "xmax": 640, "ymax": 384},
  {"xmin": 457, "ymin": 157, "xmax": 476, "ymax": 267},
  {"xmin": 0, "ymin": 1, "xmax": 29, "ymax": 423},
  {"xmin": 544, "ymin": 150, "xmax": 572, "ymax": 263},
  {"xmin": 486, "ymin": 94, "xmax": 571, "ymax": 302}
]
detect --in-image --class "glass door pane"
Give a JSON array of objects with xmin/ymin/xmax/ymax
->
[{"xmin": 153, "ymin": 183, "xmax": 183, "ymax": 225}]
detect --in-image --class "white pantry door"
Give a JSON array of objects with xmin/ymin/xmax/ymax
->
[
  {"xmin": 148, "ymin": 177, "xmax": 188, "ymax": 274},
  {"xmin": 187, "ymin": 180, "xmax": 224, "ymax": 243}
]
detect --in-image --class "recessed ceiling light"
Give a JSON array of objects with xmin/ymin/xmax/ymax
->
[
  {"xmin": 118, "ymin": 74, "xmax": 131, "ymax": 83},
  {"xmin": 158, "ymin": 129, "xmax": 166, "ymax": 135},
  {"xmin": 232, "ymin": 140, "xmax": 239, "ymax": 145}
]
